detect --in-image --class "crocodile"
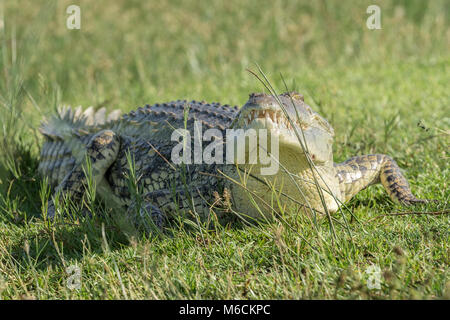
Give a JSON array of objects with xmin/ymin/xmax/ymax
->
[{"xmin": 38, "ymin": 92, "xmax": 431, "ymax": 225}]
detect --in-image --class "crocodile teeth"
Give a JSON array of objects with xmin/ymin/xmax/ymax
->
[{"xmin": 240, "ymin": 109, "xmax": 299, "ymax": 130}]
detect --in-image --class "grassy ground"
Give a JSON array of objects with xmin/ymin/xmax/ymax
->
[{"xmin": 0, "ymin": 0, "xmax": 448, "ymax": 299}]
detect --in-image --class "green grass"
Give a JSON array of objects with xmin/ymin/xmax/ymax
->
[{"xmin": 0, "ymin": 0, "xmax": 449, "ymax": 299}]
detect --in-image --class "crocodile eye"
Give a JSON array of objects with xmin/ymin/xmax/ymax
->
[
  {"xmin": 291, "ymin": 92, "xmax": 304, "ymax": 101},
  {"xmin": 300, "ymin": 122, "xmax": 309, "ymax": 131},
  {"xmin": 313, "ymin": 115, "xmax": 334, "ymax": 135}
]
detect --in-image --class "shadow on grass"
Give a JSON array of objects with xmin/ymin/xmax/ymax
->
[
  {"xmin": 2, "ymin": 185, "xmax": 251, "ymax": 275},
  {"xmin": 2, "ymin": 210, "xmax": 136, "ymax": 272},
  {"xmin": 0, "ymin": 144, "xmax": 43, "ymax": 223}
]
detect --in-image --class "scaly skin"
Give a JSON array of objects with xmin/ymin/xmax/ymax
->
[
  {"xmin": 38, "ymin": 92, "xmax": 431, "ymax": 223},
  {"xmin": 335, "ymin": 154, "xmax": 427, "ymax": 205}
]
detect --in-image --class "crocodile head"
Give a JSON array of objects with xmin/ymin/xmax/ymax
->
[
  {"xmin": 227, "ymin": 92, "xmax": 340, "ymax": 217},
  {"xmin": 232, "ymin": 92, "xmax": 334, "ymax": 165}
]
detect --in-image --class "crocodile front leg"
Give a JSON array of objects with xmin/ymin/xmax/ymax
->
[
  {"xmin": 46, "ymin": 130, "xmax": 120, "ymax": 219},
  {"xmin": 334, "ymin": 154, "xmax": 429, "ymax": 205}
]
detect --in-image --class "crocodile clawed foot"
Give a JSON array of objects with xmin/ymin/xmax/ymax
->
[
  {"xmin": 140, "ymin": 203, "xmax": 165, "ymax": 230},
  {"xmin": 127, "ymin": 201, "xmax": 166, "ymax": 231}
]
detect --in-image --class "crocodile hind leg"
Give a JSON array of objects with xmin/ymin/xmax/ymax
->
[
  {"xmin": 46, "ymin": 130, "xmax": 120, "ymax": 219},
  {"xmin": 334, "ymin": 154, "xmax": 429, "ymax": 205}
]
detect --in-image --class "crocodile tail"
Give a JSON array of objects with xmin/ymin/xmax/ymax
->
[
  {"xmin": 39, "ymin": 105, "xmax": 121, "ymax": 140},
  {"xmin": 38, "ymin": 106, "xmax": 122, "ymax": 187}
]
